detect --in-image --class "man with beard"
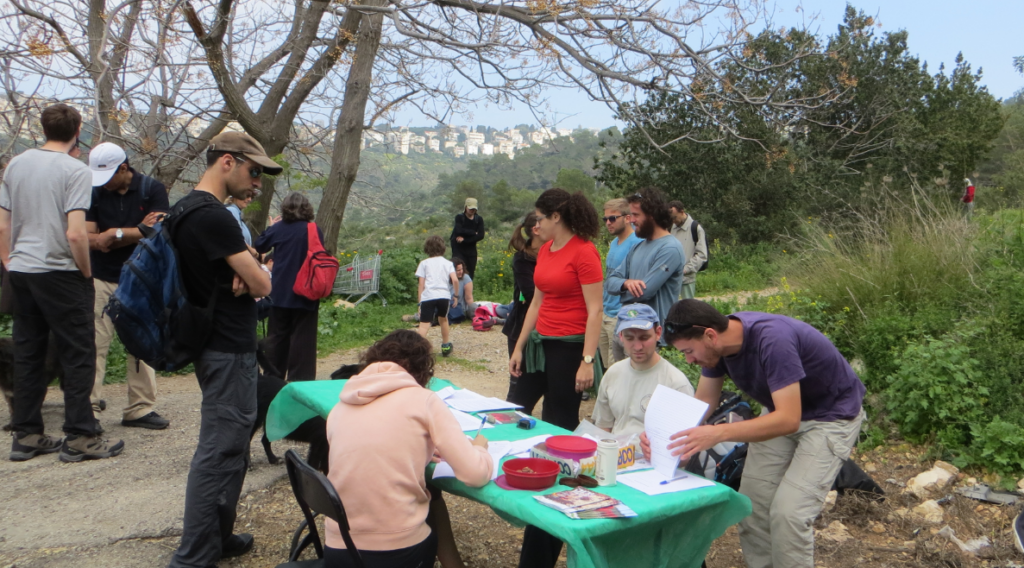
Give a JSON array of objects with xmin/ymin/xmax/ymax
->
[
  {"xmin": 166, "ymin": 132, "xmax": 275, "ymax": 568},
  {"xmin": 604, "ymin": 187, "xmax": 686, "ymax": 328},
  {"xmin": 598, "ymin": 198, "xmax": 641, "ymax": 367}
]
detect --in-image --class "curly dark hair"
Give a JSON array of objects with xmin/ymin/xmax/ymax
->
[
  {"xmin": 281, "ymin": 192, "xmax": 315, "ymax": 222},
  {"xmin": 452, "ymin": 257, "xmax": 466, "ymax": 271},
  {"xmin": 424, "ymin": 236, "xmax": 446, "ymax": 257},
  {"xmin": 535, "ymin": 188, "xmax": 600, "ymax": 241},
  {"xmin": 663, "ymin": 300, "xmax": 730, "ymax": 343},
  {"xmin": 626, "ymin": 186, "xmax": 673, "ymax": 232},
  {"xmin": 361, "ymin": 329, "xmax": 435, "ymax": 386}
]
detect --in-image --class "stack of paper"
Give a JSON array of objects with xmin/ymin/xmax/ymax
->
[
  {"xmin": 448, "ymin": 408, "xmax": 495, "ymax": 433},
  {"xmin": 437, "ymin": 387, "xmax": 523, "ymax": 413},
  {"xmin": 432, "ymin": 440, "xmax": 510, "ymax": 481}
]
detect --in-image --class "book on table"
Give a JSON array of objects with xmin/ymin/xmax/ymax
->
[{"xmin": 534, "ymin": 487, "xmax": 637, "ymax": 519}]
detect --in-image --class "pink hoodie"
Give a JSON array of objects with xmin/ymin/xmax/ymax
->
[{"xmin": 325, "ymin": 362, "xmax": 493, "ymax": 551}]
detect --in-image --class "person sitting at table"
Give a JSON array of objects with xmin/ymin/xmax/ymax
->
[
  {"xmin": 592, "ymin": 303, "xmax": 694, "ymax": 437},
  {"xmin": 326, "ymin": 329, "xmax": 493, "ymax": 568}
]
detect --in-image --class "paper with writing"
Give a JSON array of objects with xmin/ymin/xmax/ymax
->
[
  {"xmin": 618, "ymin": 469, "xmax": 715, "ymax": 496},
  {"xmin": 644, "ymin": 384, "xmax": 709, "ymax": 479}
]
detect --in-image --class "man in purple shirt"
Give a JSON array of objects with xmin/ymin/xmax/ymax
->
[{"xmin": 640, "ymin": 299, "xmax": 865, "ymax": 568}]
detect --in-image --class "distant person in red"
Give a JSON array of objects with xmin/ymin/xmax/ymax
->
[{"xmin": 962, "ymin": 178, "xmax": 975, "ymax": 219}]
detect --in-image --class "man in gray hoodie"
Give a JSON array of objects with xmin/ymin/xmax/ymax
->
[{"xmin": 604, "ymin": 187, "xmax": 686, "ymax": 329}]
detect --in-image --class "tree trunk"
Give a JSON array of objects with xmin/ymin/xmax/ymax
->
[
  {"xmin": 245, "ymin": 138, "xmax": 288, "ymax": 234},
  {"xmin": 317, "ymin": 0, "xmax": 385, "ymax": 254}
]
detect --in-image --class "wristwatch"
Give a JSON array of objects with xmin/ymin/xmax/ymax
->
[
  {"xmin": 582, "ymin": 354, "xmax": 595, "ymax": 364},
  {"xmin": 115, "ymin": 228, "xmax": 124, "ymax": 241}
]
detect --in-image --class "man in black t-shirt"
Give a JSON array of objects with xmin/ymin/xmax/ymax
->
[
  {"xmin": 166, "ymin": 132, "xmax": 276, "ymax": 568},
  {"xmin": 86, "ymin": 142, "xmax": 170, "ymax": 430}
]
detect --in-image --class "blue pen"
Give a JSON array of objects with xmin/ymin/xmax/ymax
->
[
  {"xmin": 660, "ymin": 474, "xmax": 684, "ymax": 485},
  {"xmin": 474, "ymin": 415, "xmax": 487, "ymax": 438}
]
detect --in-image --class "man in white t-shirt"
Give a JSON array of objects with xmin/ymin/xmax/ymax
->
[
  {"xmin": 414, "ymin": 236, "xmax": 459, "ymax": 357},
  {"xmin": 592, "ymin": 303, "xmax": 694, "ymax": 436}
]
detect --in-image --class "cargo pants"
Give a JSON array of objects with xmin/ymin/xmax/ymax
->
[{"xmin": 738, "ymin": 409, "xmax": 865, "ymax": 568}]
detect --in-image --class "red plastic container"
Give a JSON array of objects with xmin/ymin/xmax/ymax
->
[
  {"xmin": 501, "ymin": 458, "xmax": 560, "ymax": 490},
  {"xmin": 545, "ymin": 435, "xmax": 598, "ymax": 460}
]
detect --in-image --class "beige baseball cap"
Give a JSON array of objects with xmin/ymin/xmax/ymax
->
[
  {"xmin": 465, "ymin": 197, "xmax": 478, "ymax": 211},
  {"xmin": 208, "ymin": 132, "xmax": 283, "ymax": 175}
]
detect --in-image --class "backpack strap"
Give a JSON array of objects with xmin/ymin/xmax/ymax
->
[
  {"xmin": 690, "ymin": 220, "xmax": 700, "ymax": 245},
  {"xmin": 139, "ymin": 174, "xmax": 153, "ymax": 201}
]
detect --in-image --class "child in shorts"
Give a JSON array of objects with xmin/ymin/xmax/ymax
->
[{"xmin": 415, "ymin": 236, "xmax": 459, "ymax": 357}]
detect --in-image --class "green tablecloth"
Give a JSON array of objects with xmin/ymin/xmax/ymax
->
[{"xmin": 266, "ymin": 378, "xmax": 751, "ymax": 568}]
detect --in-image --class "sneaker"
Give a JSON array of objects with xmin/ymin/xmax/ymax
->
[
  {"xmin": 581, "ymin": 391, "xmax": 591, "ymax": 401},
  {"xmin": 122, "ymin": 412, "xmax": 170, "ymax": 430},
  {"xmin": 1014, "ymin": 511, "xmax": 1024, "ymax": 554},
  {"xmin": 92, "ymin": 399, "xmax": 107, "ymax": 413},
  {"xmin": 59, "ymin": 434, "xmax": 124, "ymax": 462},
  {"xmin": 441, "ymin": 343, "xmax": 453, "ymax": 358},
  {"xmin": 221, "ymin": 533, "xmax": 254, "ymax": 559},
  {"xmin": 10, "ymin": 432, "xmax": 63, "ymax": 461}
]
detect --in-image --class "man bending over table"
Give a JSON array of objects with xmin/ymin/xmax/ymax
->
[{"xmin": 641, "ymin": 299, "xmax": 865, "ymax": 568}]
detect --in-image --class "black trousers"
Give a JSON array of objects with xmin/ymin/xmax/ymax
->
[
  {"xmin": 10, "ymin": 270, "xmax": 96, "ymax": 436},
  {"xmin": 450, "ymin": 244, "xmax": 477, "ymax": 278},
  {"xmin": 265, "ymin": 306, "xmax": 318, "ymax": 381},
  {"xmin": 325, "ymin": 531, "xmax": 437, "ymax": 568},
  {"xmin": 169, "ymin": 350, "xmax": 257, "ymax": 568},
  {"xmin": 507, "ymin": 339, "xmax": 584, "ymax": 431},
  {"xmin": 506, "ymin": 334, "xmax": 518, "ymax": 401}
]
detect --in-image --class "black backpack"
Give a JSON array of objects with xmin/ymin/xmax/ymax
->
[
  {"xmin": 690, "ymin": 221, "xmax": 709, "ymax": 272},
  {"xmin": 684, "ymin": 392, "xmax": 752, "ymax": 490}
]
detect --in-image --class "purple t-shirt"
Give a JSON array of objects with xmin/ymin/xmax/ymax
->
[{"xmin": 702, "ymin": 312, "xmax": 865, "ymax": 422}]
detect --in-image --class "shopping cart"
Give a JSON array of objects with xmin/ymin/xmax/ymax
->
[{"xmin": 332, "ymin": 253, "xmax": 387, "ymax": 306}]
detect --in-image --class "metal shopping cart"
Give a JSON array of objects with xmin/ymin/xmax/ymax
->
[{"xmin": 332, "ymin": 252, "xmax": 387, "ymax": 306}]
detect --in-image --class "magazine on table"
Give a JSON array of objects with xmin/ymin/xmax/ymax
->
[{"xmin": 535, "ymin": 487, "xmax": 636, "ymax": 518}]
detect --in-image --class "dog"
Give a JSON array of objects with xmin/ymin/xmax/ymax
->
[{"xmin": 0, "ymin": 334, "xmax": 63, "ymax": 431}]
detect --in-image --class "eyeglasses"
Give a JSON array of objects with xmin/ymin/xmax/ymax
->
[
  {"xmin": 232, "ymin": 155, "xmax": 263, "ymax": 179},
  {"xmin": 663, "ymin": 322, "xmax": 708, "ymax": 336},
  {"xmin": 602, "ymin": 215, "xmax": 623, "ymax": 223},
  {"xmin": 558, "ymin": 474, "xmax": 598, "ymax": 489}
]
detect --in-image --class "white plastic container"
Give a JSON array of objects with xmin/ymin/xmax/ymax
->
[{"xmin": 596, "ymin": 438, "xmax": 619, "ymax": 487}]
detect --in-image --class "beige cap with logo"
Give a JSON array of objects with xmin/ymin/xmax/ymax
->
[{"xmin": 208, "ymin": 132, "xmax": 283, "ymax": 175}]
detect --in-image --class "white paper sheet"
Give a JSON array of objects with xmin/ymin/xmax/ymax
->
[
  {"xmin": 432, "ymin": 441, "xmax": 510, "ymax": 480},
  {"xmin": 644, "ymin": 384, "xmax": 709, "ymax": 479},
  {"xmin": 444, "ymin": 388, "xmax": 523, "ymax": 413},
  {"xmin": 506, "ymin": 434, "xmax": 551, "ymax": 457},
  {"xmin": 618, "ymin": 469, "xmax": 716, "ymax": 496},
  {"xmin": 449, "ymin": 408, "xmax": 494, "ymax": 433}
]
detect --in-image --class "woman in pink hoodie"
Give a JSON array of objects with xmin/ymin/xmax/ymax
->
[{"xmin": 326, "ymin": 330, "xmax": 493, "ymax": 567}]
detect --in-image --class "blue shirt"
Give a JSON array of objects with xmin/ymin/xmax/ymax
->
[
  {"xmin": 602, "ymin": 232, "xmax": 642, "ymax": 317},
  {"xmin": 226, "ymin": 203, "xmax": 252, "ymax": 246}
]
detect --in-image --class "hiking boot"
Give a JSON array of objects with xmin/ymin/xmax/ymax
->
[
  {"xmin": 10, "ymin": 432, "xmax": 63, "ymax": 461},
  {"xmin": 59, "ymin": 434, "xmax": 124, "ymax": 463},
  {"xmin": 221, "ymin": 533, "xmax": 254, "ymax": 559},
  {"xmin": 94, "ymin": 419, "xmax": 104, "ymax": 435},
  {"xmin": 441, "ymin": 343, "xmax": 453, "ymax": 358},
  {"xmin": 122, "ymin": 412, "xmax": 169, "ymax": 430}
]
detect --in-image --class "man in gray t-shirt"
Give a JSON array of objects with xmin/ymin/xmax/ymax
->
[
  {"xmin": 0, "ymin": 103, "xmax": 123, "ymax": 463},
  {"xmin": 604, "ymin": 187, "xmax": 685, "ymax": 329}
]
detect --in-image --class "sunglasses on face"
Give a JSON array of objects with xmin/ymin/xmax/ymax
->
[
  {"xmin": 232, "ymin": 155, "xmax": 263, "ymax": 179},
  {"xmin": 663, "ymin": 322, "xmax": 708, "ymax": 336},
  {"xmin": 603, "ymin": 215, "xmax": 623, "ymax": 223}
]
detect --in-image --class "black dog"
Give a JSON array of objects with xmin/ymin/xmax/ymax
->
[{"xmin": 0, "ymin": 334, "xmax": 63, "ymax": 431}]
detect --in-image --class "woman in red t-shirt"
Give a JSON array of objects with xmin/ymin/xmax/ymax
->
[{"xmin": 508, "ymin": 188, "xmax": 603, "ymax": 430}]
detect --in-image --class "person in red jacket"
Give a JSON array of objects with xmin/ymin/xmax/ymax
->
[{"xmin": 962, "ymin": 178, "xmax": 975, "ymax": 218}]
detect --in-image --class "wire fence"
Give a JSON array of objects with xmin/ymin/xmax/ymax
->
[{"xmin": 332, "ymin": 253, "xmax": 387, "ymax": 306}]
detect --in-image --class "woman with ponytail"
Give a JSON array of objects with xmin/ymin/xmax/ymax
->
[
  {"xmin": 508, "ymin": 189, "xmax": 604, "ymax": 568},
  {"xmin": 501, "ymin": 212, "xmax": 547, "ymax": 400},
  {"xmin": 508, "ymin": 188, "xmax": 603, "ymax": 428}
]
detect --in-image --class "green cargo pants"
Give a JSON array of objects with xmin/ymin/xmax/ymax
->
[{"xmin": 738, "ymin": 409, "xmax": 865, "ymax": 568}]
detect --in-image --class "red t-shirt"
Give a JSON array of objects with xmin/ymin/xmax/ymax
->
[{"xmin": 533, "ymin": 235, "xmax": 603, "ymax": 336}]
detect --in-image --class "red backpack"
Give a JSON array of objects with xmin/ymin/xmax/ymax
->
[{"xmin": 292, "ymin": 223, "xmax": 339, "ymax": 300}]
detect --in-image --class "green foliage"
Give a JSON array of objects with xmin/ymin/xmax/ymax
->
[
  {"xmin": 695, "ymin": 242, "xmax": 779, "ymax": 295},
  {"xmin": 598, "ymin": 7, "xmax": 1002, "ymax": 245},
  {"xmin": 883, "ymin": 335, "xmax": 987, "ymax": 447},
  {"xmin": 317, "ymin": 301, "xmax": 415, "ymax": 356}
]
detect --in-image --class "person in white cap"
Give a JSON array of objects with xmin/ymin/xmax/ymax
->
[
  {"xmin": 449, "ymin": 197, "xmax": 485, "ymax": 278},
  {"xmin": 86, "ymin": 141, "xmax": 170, "ymax": 430},
  {"xmin": 0, "ymin": 103, "xmax": 125, "ymax": 463}
]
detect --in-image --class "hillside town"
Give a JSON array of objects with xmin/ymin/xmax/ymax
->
[{"xmin": 362, "ymin": 124, "xmax": 602, "ymax": 158}]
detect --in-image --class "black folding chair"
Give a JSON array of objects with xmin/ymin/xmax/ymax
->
[{"xmin": 276, "ymin": 449, "xmax": 365, "ymax": 568}]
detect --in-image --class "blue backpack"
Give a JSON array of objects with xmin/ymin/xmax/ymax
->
[{"xmin": 104, "ymin": 198, "xmax": 220, "ymax": 371}]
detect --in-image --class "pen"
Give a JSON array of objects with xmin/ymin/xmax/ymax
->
[{"xmin": 474, "ymin": 415, "xmax": 487, "ymax": 438}]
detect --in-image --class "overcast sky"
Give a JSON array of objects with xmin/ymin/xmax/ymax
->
[{"xmin": 394, "ymin": 0, "xmax": 1024, "ymax": 130}]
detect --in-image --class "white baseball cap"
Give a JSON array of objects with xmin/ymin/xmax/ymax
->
[{"xmin": 89, "ymin": 142, "xmax": 127, "ymax": 187}]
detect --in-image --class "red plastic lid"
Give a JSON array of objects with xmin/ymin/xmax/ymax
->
[{"xmin": 546, "ymin": 435, "xmax": 597, "ymax": 455}]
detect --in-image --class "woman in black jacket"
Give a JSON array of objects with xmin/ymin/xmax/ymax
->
[
  {"xmin": 501, "ymin": 211, "xmax": 546, "ymax": 402},
  {"xmin": 449, "ymin": 198, "xmax": 485, "ymax": 278}
]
